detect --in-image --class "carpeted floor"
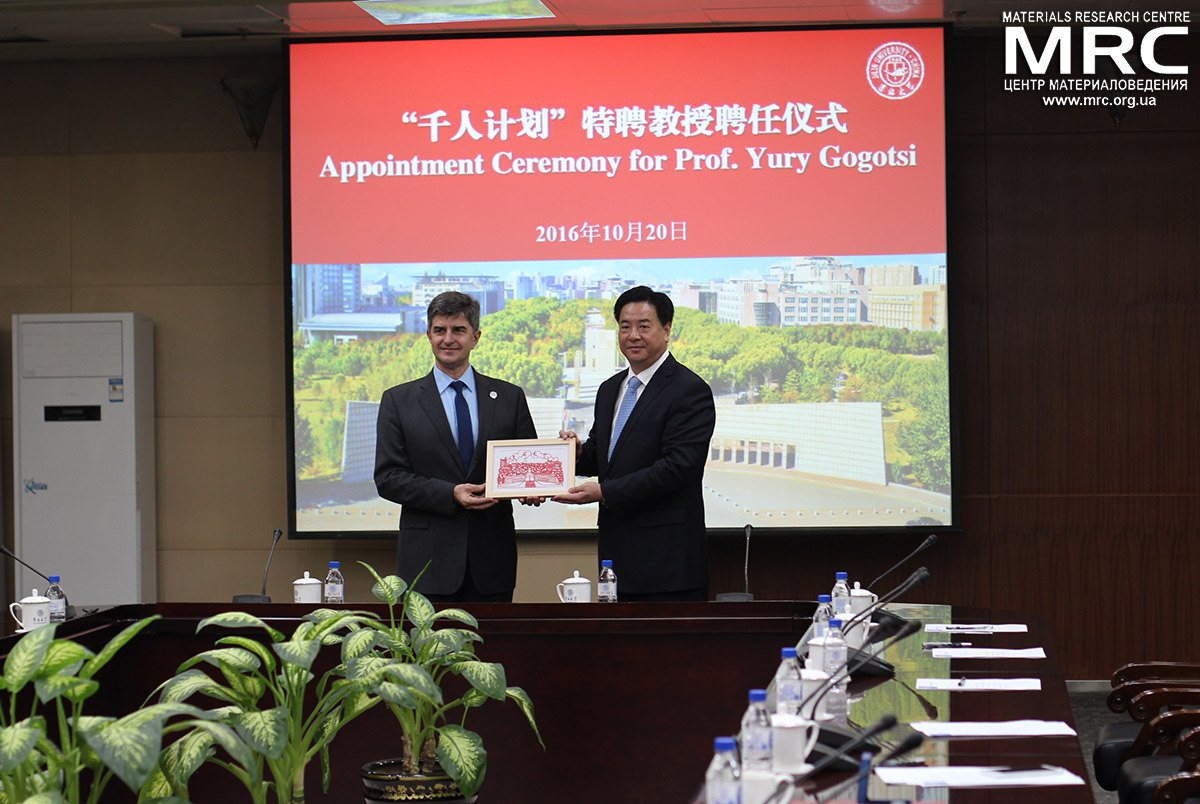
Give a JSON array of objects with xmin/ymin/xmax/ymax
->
[{"xmin": 1069, "ymin": 686, "xmax": 1118, "ymax": 804}]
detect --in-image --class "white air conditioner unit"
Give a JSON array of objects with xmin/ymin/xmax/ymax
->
[{"xmin": 11, "ymin": 313, "xmax": 156, "ymax": 606}]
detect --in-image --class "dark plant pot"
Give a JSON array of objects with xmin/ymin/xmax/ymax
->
[{"xmin": 361, "ymin": 759, "xmax": 478, "ymax": 803}]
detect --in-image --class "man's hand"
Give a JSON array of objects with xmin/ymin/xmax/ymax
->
[
  {"xmin": 553, "ymin": 481, "xmax": 603, "ymax": 505},
  {"xmin": 558, "ymin": 429, "xmax": 584, "ymax": 459},
  {"xmin": 518, "ymin": 496, "xmax": 547, "ymax": 507},
  {"xmin": 454, "ymin": 483, "xmax": 496, "ymax": 510}
]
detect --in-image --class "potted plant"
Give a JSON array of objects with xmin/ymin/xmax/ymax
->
[
  {"xmin": 0, "ymin": 616, "xmax": 201, "ymax": 804},
  {"xmin": 348, "ymin": 562, "xmax": 543, "ymax": 801},
  {"xmin": 146, "ymin": 608, "xmax": 385, "ymax": 804}
]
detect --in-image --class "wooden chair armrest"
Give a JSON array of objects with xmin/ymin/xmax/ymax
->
[
  {"xmin": 1148, "ymin": 711, "xmax": 1200, "ymax": 750},
  {"xmin": 1116, "ymin": 662, "xmax": 1200, "ymax": 686},
  {"xmin": 1154, "ymin": 770, "xmax": 1200, "ymax": 804},
  {"xmin": 1131, "ymin": 688, "xmax": 1200, "ymax": 722},
  {"xmin": 1112, "ymin": 680, "xmax": 1200, "ymax": 713}
]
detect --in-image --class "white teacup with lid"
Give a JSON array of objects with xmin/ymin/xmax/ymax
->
[
  {"xmin": 846, "ymin": 582, "xmax": 879, "ymax": 650},
  {"xmin": 11, "ymin": 589, "xmax": 51, "ymax": 631},
  {"xmin": 556, "ymin": 570, "xmax": 591, "ymax": 603},
  {"xmin": 293, "ymin": 571, "xmax": 322, "ymax": 603}
]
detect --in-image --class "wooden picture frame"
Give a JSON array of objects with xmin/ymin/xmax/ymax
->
[{"xmin": 484, "ymin": 438, "xmax": 576, "ymax": 498}]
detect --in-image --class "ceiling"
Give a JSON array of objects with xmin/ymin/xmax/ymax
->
[{"xmin": 0, "ymin": 0, "xmax": 1185, "ymax": 60}]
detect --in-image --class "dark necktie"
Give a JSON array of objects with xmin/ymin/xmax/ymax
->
[{"xmin": 450, "ymin": 380, "xmax": 473, "ymax": 470}]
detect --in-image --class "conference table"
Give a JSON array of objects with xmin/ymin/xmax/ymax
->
[{"xmin": 0, "ymin": 600, "xmax": 1094, "ymax": 804}]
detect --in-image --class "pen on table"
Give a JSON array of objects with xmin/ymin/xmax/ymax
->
[{"xmin": 923, "ymin": 641, "xmax": 972, "ymax": 648}]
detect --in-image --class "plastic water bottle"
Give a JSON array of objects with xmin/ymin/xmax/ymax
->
[
  {"xmin": 823, "ymin": 619, "xmax": 848, "ymax": 675},
  {"xmin": 831, "ymin": 571, "xmax": 852, "ymax": 617},
  {"xmin": 46, "ymin": 576, "xmax": 67, "ymax": 623},
  {"xmin": 705, "ymin": 736, "xmax": 741, "ymax": 804},
  {"xmin": 323, "ymin": 561, "xmax": 344, "ymax": 603},
  {"xmin": 739, "ymin": 689, "xmax": 773, "ymax": 771},
  {"xmin": 811, "ymin": 594, "xmax": 833, "ymax": 640},
  {"xmin": 598, "ymin": 560, "xmax": 618, "ymax": 602},
  {"xmin": 774, "ymin": 647, "xmax": 803, "ymax": 715}
]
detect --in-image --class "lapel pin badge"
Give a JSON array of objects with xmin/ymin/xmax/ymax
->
[{"xmin": 489, "ymin": 390, "xmax": 498, "ymax": 399}]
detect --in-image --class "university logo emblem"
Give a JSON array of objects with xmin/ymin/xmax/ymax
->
[{"xmin": 867, "ymin": 42, "xmax": 925, "ymax": 100}]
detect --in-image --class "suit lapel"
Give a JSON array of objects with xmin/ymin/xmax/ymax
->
[{"xmin": 415, "ymin": 372, "xmax": 461, "ymax": 470}]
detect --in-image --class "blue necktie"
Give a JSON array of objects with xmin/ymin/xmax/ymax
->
[
  {"xmin": 608, "ymin": 376, "xmax": 641, "ymax": 459},
  {"xmin": 450, "ymin": 380, "xmax": 473, "ymax": 471}
]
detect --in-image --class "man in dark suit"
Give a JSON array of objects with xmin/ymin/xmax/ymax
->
[
  {"xmin": 555, "ymin": 286, "xmax": 716, "ymax": 601},
  {"xmin": 375, "ymin": 291, "xmax": 537, "ymax": 602}
]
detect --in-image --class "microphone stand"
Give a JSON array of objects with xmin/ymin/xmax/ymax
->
[
  {"xmin": 1, "ymin": 543, "xmax": 75, "ymax": 619},
  {"xmin": 715, "ymin": 524, "xmax": 754, "ymax": 602},
  {"xmin": 868, "ymin": 534, "xmax": 937, "ymax": 590},
  {"xmin": 233, "ymin": 528, "xmax": 283, "ymax": 604},
  {"xmin": 760, "ymin": 715, "xmax": 899, "ymax": 804}
]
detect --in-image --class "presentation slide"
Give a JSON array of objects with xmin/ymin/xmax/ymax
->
[{"xmin": 288, "ymin": 28, "xmax": 950, "ymax": 536}]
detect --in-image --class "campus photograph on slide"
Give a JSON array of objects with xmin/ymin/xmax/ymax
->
[{"xmin": 286, "ymin": 27, "xmax": 950, "ymax": 535}]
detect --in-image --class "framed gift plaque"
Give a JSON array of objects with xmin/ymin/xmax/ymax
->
[{"xmin": 485, "ymin": 438, "xmax": 576, "ymax": 499}]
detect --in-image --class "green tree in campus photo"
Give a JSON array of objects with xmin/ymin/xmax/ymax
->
[{"xmin": 895, "ymin": 374, "xmax": 951, "ymax": 493}]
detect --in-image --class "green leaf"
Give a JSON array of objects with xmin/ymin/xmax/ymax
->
[
  {"xmin": 38, "ymin": 639, "xmax": 94, "ymax": 677},
  {"xmin": 140, "ymin": 798, "xmax": 192, "ymax": 804},
  {"xmin": 221, "ymin": 665, "xmax": 266, "ymax": 702},
  {"xmin": 381, "ymin": 664, "xmax": 441, "ymax": 703},
  {"xmin": 415, "ymin": 629, "xmax": 465, "ymax": 661},
  {"xmin": 4, "ymin": 624, "xmax": 57, "ymax": 693},
  {"xmin": 432, "ymin": 608, "xmax": 478, "ymax": 628},
  {"xmin": 345, "ymin": 655, "xmax": 391, "ymax": 686},
  {"xmin": 272, "ymin": 637, "xmax": 321, "ymax": 671},
  {"xmin": 195, "ymin": 612, "xmax": 284, "ymax": 642},
  {"xmin": 460, "ymin": 689, "xmax": 488, "ymax": 709},
  {"xmin": 81, "ymin": 616, "xmax": 160, "ymax": 680},
  {"xmin": 340, "ymin": 629, "xmax": 377, "ymax": 661},
  {"xmin": 158, "ymin": 669, "xmax": 235, "ymax": 705},
  {"xmin": 435, "ymin": 724, "xmax": 486, "ymax": 798},
  {"xmin": 505, "ymin": 687, "xmax": 544, "ymax": 748},
  {"xmin": 158, "ymin": 728, "xmax": 215, "ymax": 789},
  {"xmin": 34, "ymin": 674, "xmax": 99, "ymax": 704},
  {"xmin": 82, "ymin": 713, "xmax": 166, "ymax": 792},
  {"xmin": 405, "ymin": 593, "xmax": 435, "ymax": 627},
  {"xmin": 342, "ymin": 688, "xmax": 381, "ymax": 719},
  {"xmin": 185, "ymin": 720, "xmax": 255, "ymax": 770},
  {"xmin": 371, "ymin": 576, "xmax": 408, "ymax": 606},
  {"xmin": 232, "ymin": 707, "xmax": 288, "ymax": 759},
  {"xmin": 457, "ymin": 661, "xmax": 506, "ymax": 700},
  {"xmin": 214, "ymin": 636, "xmax": 277, "ymax": 674},
  {"xmin": 0, "ymin": 723, "xmax": 42, "ymax": 772},
  {"xmin": 377, "ymin": 681, "xmax": 418, "ymax": 708},
  {"xmin": 177, "ymin": 648, "xmax": 260, "ymax": 674},
  {"xmin": 20, "ymin": 793, "xmax": 65, "ymax": 804}
]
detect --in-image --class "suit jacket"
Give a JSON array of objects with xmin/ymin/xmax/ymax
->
[
  {"xmin": 576, "ymin": 354, "xmax": 716, "ymax": 594},
  {"xmin": 374, "ymin": 369, "xmax": 537, "ymax": 595}
]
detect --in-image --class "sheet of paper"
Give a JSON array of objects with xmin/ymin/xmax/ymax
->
[
  {"xmin": 910, "ymin": 720, "xmax": 1077, "ymax": 738},
  {"xmin": 926, "ymin": 623, "xmax": 1029, "ymax": 634},
  {"xmin": 915, "ymin": 677, "xmax": 1042, "ymax": 691},
  {"xmin": 930, "ymin": 647, "xmax": 1047, "ymax": 659},
  {"xmin": 875, "ymin": 765, "xmax": 1085, "ymax": 788}
]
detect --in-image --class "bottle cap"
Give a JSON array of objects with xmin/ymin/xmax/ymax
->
[
  {"xmin": 749, "ymin": 689, "xmax": 767, "ymax": 702},
  {"xmin": 836, "ymin": 571, "xmax": 848, "ymax": 580},
  {"xmin": 818, "ymin": 594, "xmax": 831, "ymax": 602},
  {"xmin": 49, "ymin": 575, "xmax": 60, "ymax": 583},
  {"xmin": 829, "ymin": 619, "xmax": 842, "ymax": 629},
  {"xmin": 714, "ymin": 737, "xmax": 736, "ymax": 752},
  {"xmin": 601, "ymin": 559, "xmax": 613, "ymax": 567},
  {"xmin": 781, "ymin": 646, "xmax": 797, "ymax": 659},
  {"xmin": 329, "ymin": 561, "xmax": 340, "ymax": 568}
]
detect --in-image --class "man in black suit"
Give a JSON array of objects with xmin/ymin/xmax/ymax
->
[
  {"xmin": 375, "ymin": 291, "xmax": 538, "ymax": 602},
  {"xmin": 555, "ymin": 286, "xmax": 716, "ymax": 601}
]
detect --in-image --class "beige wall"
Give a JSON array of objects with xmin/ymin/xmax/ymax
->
[{"xmin": 0, "ymin": 54, "xmax": 594, "ymax": 605}]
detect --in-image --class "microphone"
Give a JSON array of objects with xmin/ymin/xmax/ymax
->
[
  {"xmin": 716, "ymin": 524, "xmax": 754, "ymax": 602},
  {"xmin": 868, "ymin": 533, "xmax": 938, "ymax": 591},
  {"xmin": 761, "ymin": 716, "xmax": 899, "ymax": 804},
  {"xmin": 794, "ymin": 620, "xmax": 921, "ymax": 773},
  {"xmin": 848, "ymin": 733, "xmax": 926, "ymax": 803},
  {"xmin": 1, "ymin": 543, "xmax": 75, "ymax": 618},
  {"xmin": 233, "ymin": 528, "xmax": 283, "ymax": 604}
]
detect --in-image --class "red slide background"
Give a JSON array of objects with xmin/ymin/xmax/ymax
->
[{"xmin": 289, "ymin": 28, "xmax": 945, "ymax": 264}]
